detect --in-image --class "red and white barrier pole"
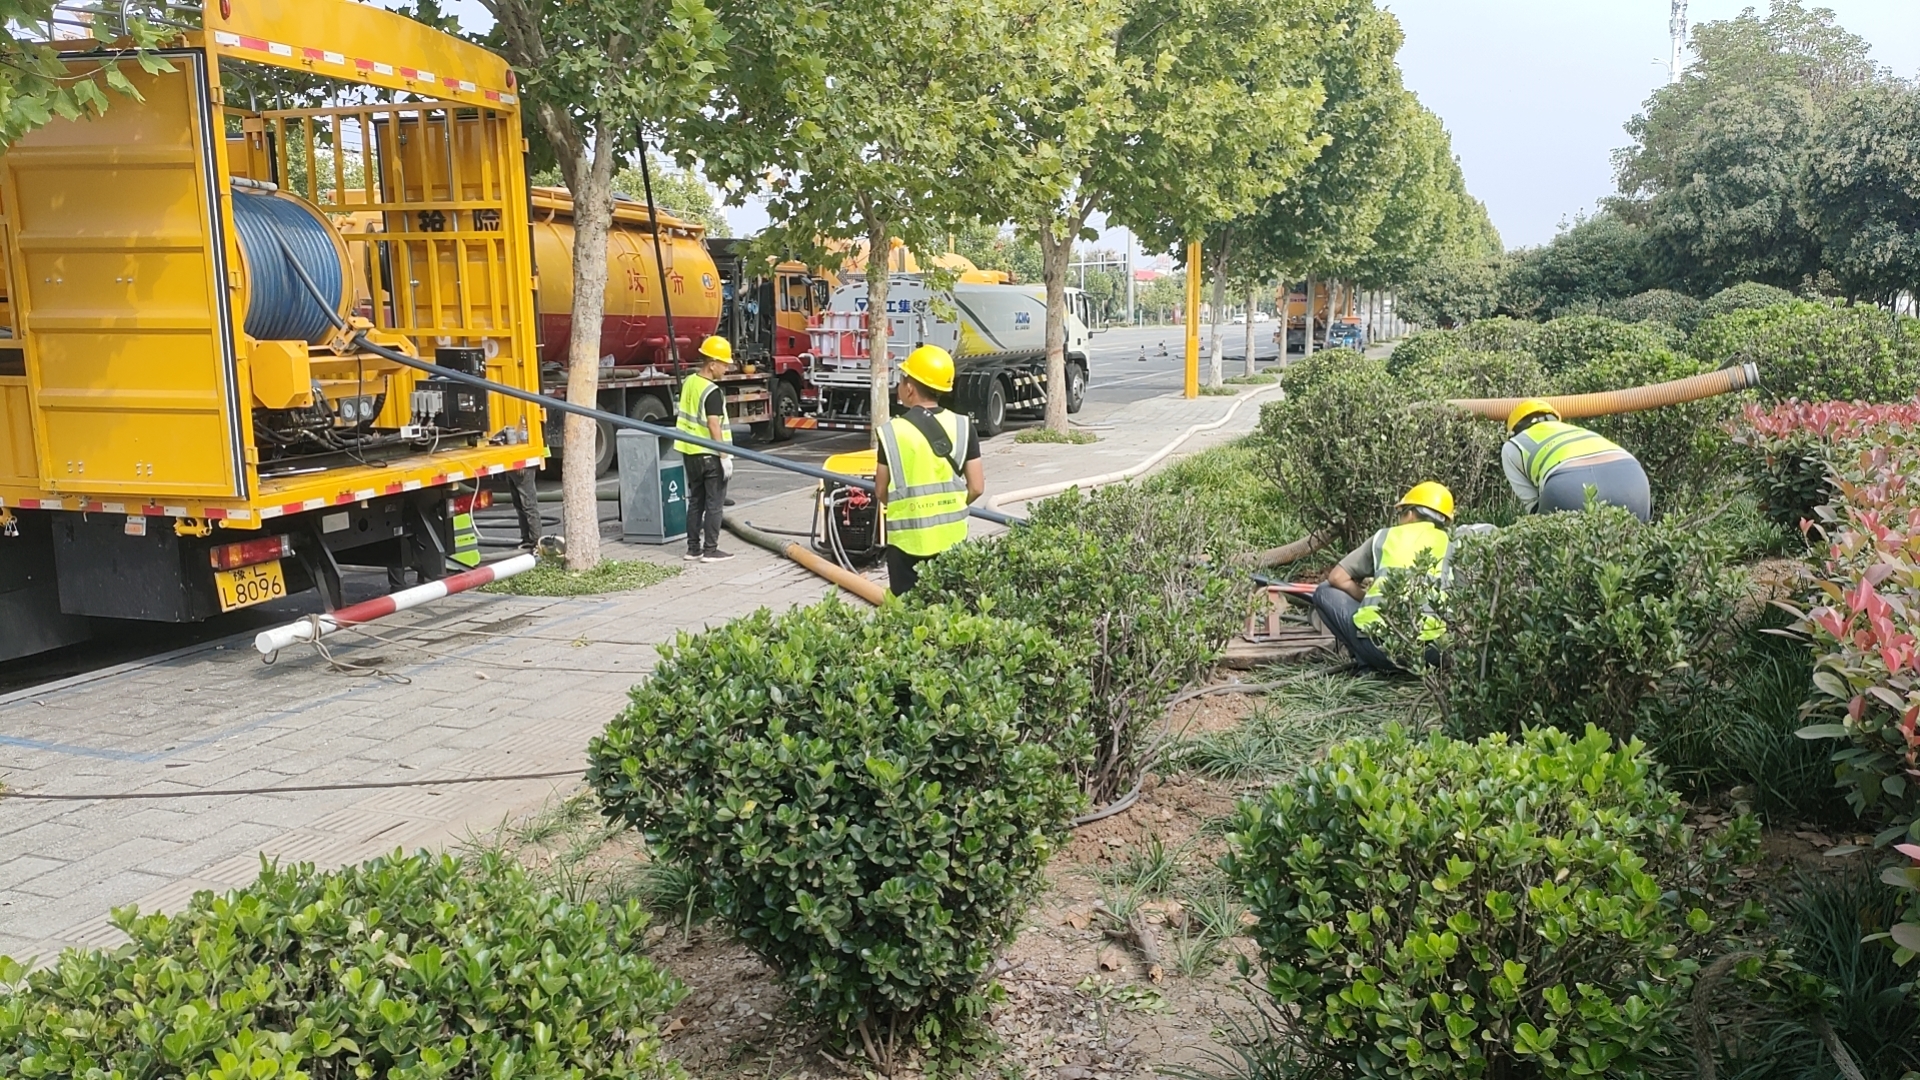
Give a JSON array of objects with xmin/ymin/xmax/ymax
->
[{"xmin": 253, "ymin": 553, "xmax": 537, "ymax": 656}]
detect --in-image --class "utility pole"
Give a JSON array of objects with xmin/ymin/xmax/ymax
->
[
  {"xmin": 1184, "ymin": 241, "xmax": 1201, "ymax": 399},
  {"xmin": 1124, "ymin": 228, "xmax": 1135, "ymax": 327},
  {"xmin": 1669, "ymin": 0, "xmax": 1687, "ymax": 84}
]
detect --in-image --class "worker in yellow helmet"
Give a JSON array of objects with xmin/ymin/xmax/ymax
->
[
  {"xmin": 874, "ymin": 344, "xmax": 985, "ymax": 594},
  {"xmin": 675, "ymin": 336, "xmax": 737, "ymax": 562},
  {"xmin": 1311, "ymin": 482, "xmax": 1457, "ymax": 673},
  {"xmin": 1502, "ymin": 399, "xmax": 1649, "ymax": 522}
]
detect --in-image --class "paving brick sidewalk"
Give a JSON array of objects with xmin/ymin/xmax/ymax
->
[{"xmin": 0, "ymin": 382, "xmax": 1274, "ymax": 964}]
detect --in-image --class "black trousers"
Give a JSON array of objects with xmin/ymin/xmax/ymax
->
[
  {"xmin": 886, "ymin": 546, "xmax": 934, "ymax": 596},
  {"xmin": 684, "ymin": 454, "xmax": 727, "ymax": 553},
  {"xmin": 506, "ymin": 467, "xmax": 540, "ymax": 547}
]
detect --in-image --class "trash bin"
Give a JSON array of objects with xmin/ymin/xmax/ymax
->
[{"xmin": 618, "ymin": 430, "xmax": 688, "ymax": 544}]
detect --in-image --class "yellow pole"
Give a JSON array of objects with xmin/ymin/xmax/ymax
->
[{"xmin": 1184, "ymin": 240, "xmax": 1201, "ymax": 399}]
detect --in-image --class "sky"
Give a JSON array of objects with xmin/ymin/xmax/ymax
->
[{"xmin": 432, "ymin": 0, "xmax": 1919, "ymax": 254}]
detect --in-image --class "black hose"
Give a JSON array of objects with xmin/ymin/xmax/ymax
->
[{"xmin": 262, "ymin": 216, "xmax": 1027, "ymax": 528}]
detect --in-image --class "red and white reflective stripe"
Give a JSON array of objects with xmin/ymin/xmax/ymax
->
[
  {"xmin": 253, "ymin": 553, "xmax": 536, "ymax": 655},
  {"xmin": 211, "ymin": 31, "xmax": 516, "ymax": 104}
]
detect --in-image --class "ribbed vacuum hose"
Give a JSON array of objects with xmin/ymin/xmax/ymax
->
[
  {"xmin": 724, "ymin": 515, "xmax": 887, "ymax": 606},
  {"xmin": 1448, "ymin": 363, "xmax": 1762, "ymax": 421}
]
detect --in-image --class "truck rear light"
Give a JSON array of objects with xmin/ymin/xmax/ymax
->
[
  {"xmin": 452, "ymin": 489, "xmax": 493, "ymax": 515},
  {"xmin": 210, "ymin": 535, "xmax": 291, "ymax": 570}
]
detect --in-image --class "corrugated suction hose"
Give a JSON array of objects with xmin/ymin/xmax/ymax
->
[
  {"xmin": 1448, "ymin": 363, "xmax": 1762, "ymax": 421},
  {"xmin": 231, "ymin": 185, "xmax": 348, "ymax": 344}
]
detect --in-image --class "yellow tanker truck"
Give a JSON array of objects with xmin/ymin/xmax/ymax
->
[{"xmin": 0, "ymin": 0, "xmax": 546, "ymax": 661}]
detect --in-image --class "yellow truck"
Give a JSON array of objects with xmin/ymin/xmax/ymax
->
[{"xmin": 0, "ymin": 1, "xmax": 543, "ymax": 661}]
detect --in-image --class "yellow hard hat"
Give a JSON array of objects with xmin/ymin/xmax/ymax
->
[
  {"xmin": 1397, "ymin": 481, "xmax": 1455, "ymax": 522},
  {"xmin": 1507, "ymin": 398, "xmax": 1557, "ymax": 432},
  {"xmin": 698, "ymin": 335, "xmax": 733, "ymax": 363},
  {"xmin": 900, "ymin": 344, "xmax": 955, "ymax": 393}
]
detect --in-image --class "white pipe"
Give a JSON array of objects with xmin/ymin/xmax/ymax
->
[
  {"xmin": 254, "ymin": 553, "xmax": 537, "ymax": 655},
  {"xmin": 984, "ymin": 382, "xmax": 1283, "ymax": 512}
]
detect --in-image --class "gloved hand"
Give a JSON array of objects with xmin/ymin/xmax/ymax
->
[{"xmin": 721, "ymin": 455, "xmax": 734, "ymax": 481}]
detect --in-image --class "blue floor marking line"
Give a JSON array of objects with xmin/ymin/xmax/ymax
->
[{"xmin": 0, "ymin": 596, "xmax": 623, "ymax": 766}]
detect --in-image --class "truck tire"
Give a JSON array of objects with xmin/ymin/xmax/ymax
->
[
  {"xmin": 629, "ymin": 394, "xmax": 673, "ymax": 457},
  {"xmin": 756, "ymin": 378, "xmax": 801, "ymax": 444},
  {"xmin": 978, "ymin": 377, "xmax": 1007, "ymax": 437},
  {"xmin": 591, "ymin": 418, "xmax": 618, "ymax": 478},
  {"xmin": 1066, "ymin": 362, "xmax": 1088, "ymax": 414}
]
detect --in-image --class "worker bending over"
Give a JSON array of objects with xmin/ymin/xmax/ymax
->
[
  {"xmin": 874, "ymin": 345, "xmax": 985, "ymax": 595},
  {"xmin": 1502, "ymin": 399, "xmax": 1650, "ymax": 521},
  {"xmin": 1313, "ymin": 482, "xmax": 1455, "ymax": 674},
  {"xmin": 675, "ymin": 336, "xmax": 738, "ymax": 563}
]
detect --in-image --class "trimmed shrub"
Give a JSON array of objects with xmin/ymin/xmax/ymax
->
[
  {"xmin": 1554, "ymin": 346, "xmax": 1740, "ymax": 510},
  {"xmin": 1527, "ymin": 314, "xmax": 1680, "ymax": 375},
  {"xmin": 1392, "ymin": 347, "xmax": 1546, "ymax": 399},
  {"xmin": 1260, "ymin": 356, "xmax": 1514, "ymax": 551},
  {"xmin": 1142, "ymin": 437, "xmax": 1299, "ymax": 550},
  {"xmin": 1373, "ymin": 505, "xmax": 1748, "ymax": 741},
  {"xmin": 1456, "ymin": 315, "xmax": 1542, "ymax": 355},
  {"xmin": 1383, "ymin": 328, "xmax": 1464, "ymax": 375},
  {"xmin": 909, "ymin": 484, "xmax": 1242, "ymax": 803},
  {"xmin": 1694, "ymin": 281, "xmax": 1795, "ymax": 327},
  {"xmin": 1604, "ymin": 288, "xmax": 1703, "ymax": 329},
  {"xmin": 589, "ymin": 600, "xmax": 1087, "ymax": 1057},
  {"xmin": 1733, "ymin": 399, "xmax": 1920, "ymax": 532},
  {"xmin": 1226, "ymin": 725, "xmax": 1758, "ymax": 1080},
  {"xmin": 1689, "ymin": 300, "xmax": 1920, "ymax": 404},
  {"xmin": 0, "ymin": 852, "xmax": 683, "ymax": 1079}
]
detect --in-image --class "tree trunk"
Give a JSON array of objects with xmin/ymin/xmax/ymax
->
[
  {"xmin": 1206, "ymin": 235, "xmax": 1229, "ymax": 387},
  {"xmin": 1243, "ymin": 284, "xmax": 1257, "ymax": 378},
  {"xmin": 559, "ymin": 146, "xmax": 616, "ymax": 571},
  {"xmin": 1039, "ymin": 220, "xmax": 1072, "ymax": 433},
  {"xmin": 866, "ymin": 220, "xmax": 892, "ymax": 446},
  {"xmin": 1303, "ymin": 277, "xmax": 1316, "ymax": 357}
]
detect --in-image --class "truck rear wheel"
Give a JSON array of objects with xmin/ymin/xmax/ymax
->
[
  {"xmin": 629, "ymin": 394, "xmax": 674, "ymax": 457},
  {"xmin": 1066, "ymin": 362, "xmax": 1088, "ymax": 414},
  {"xmin": 770, "ymin": 378, "xmax": 800, "ymax": 443},
  {"xmin": 591, "ymin": 419, "xmax": 618, "ymax": 478},
  {"xmin": 978, "ymin": 378, "xmax": 1007, "ymax": 437}
]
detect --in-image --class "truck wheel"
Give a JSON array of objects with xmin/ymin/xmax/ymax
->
[
  {"xmin": 1066, "ymin": 363, "xmax": 1088, "ymax": 414},
  {"xmin": 978, "ymin": 378, "xmax": 1007, "ymax": 437},
  {"xmin": 591, "ymin": 419, "xmax": 618, "ymax": 478},
  {"xmin": 629, "ymin": 394, "xmax": 674, "ymax": 457},
  {"xmin": 771, "ymin": 378, "xmax": 800, "ymax": 443}
]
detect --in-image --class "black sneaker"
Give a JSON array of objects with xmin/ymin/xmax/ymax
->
[
  {"xmin": 701, "ymin": 549, "xmax": 736, "ymax": 563},
  {"xmin": 684, "ymin": 549, "xmax": 704, "ymax": 561}
]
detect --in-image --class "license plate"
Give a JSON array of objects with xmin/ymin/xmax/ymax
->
[{"xmin": 214, "ymin": 560, "xmax": 287, "ymax": 612}]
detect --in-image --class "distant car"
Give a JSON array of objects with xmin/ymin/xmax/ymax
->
[
  {"xmin": 1253, "ymin": 311, "xmax": 1270, "ymax": 322},
  {"xmin": 1326, "ymin": 322, "xmax": 1365, "ymax": 351},
  {"xmin": 1230, "ymin": 313, "xmax": 1247, "ymax": 324}
]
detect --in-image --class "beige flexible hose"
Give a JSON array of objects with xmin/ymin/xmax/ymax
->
[
  {"xmin": 1448, "ymin": 363, "xmax": 1761, "ymax": 421},
  {"xmin": 725, "ymin": 515, "xmax": 888, "ymax": 606}
]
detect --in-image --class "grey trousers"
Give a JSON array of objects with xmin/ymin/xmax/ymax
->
[{"xmin": 1539, "ymin": 457, "xmax": 1651, "ymax": 522}]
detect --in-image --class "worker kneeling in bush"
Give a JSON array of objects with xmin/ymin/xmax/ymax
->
[
  {"xmin": 1502, "ymin": 399, "xmax": 1650, "ymax": 521},
  {"xmin": 1313, "ymin": 482, "xmax": 1455, "ymax": 673}
]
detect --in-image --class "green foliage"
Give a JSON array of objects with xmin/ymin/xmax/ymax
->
[
  {"xmin": 1604, "ymin": 289, "xmax": 1703, "ymax": 328},
  {"xmin": 1142, "ymin": 438, "xmax": 1300, "ymax": 551},
  {"xmin": 910, "ymin": 485, "xmax": 1245, "ymax": 803},
  {"xmin": 1013, "ymin": 427, "xmax": 1100, "ymax": 444},
  {"xmin": 1803, "ymin": 82, "xmax": 1920, "ymax": 306},
  {"xmin": 1689, "ymin": 300, "xmax": 1920, "ymax": 403},
  {"xmin": 1226, "ymin": 725, "xmax": 1758, "ymax": 1079},
  {"xmin": 0, "ymin": 4, "xmax": 180, "ymax": 149},
  {"xmin": 1696, "ymin": 282, "xmax": 1796, "ymax": 325},
  {"xmin": 1260, "ymin": 355, "xmax": 1512, "ymax": 550},
  {"xmin": 1499, "ymin": 212, "xmax": 1655, "ymax": 319},
  {"xmin": 1172, "ymin": 674, "xmax": 1410, "ymax": 781},
  {"xmin": 0, "ymin": 852, "xmax": 683, "ymax": 1079},
  {"xmin": 589, "ymin": 599, "xmax": 1086, "ymax": 1052},
  {"xmin": 1716, "ymin": 870, "xmax": 1920, "ymax": 1079},
  {"xmin": 1525, "ymin": 314, "xmax": 1679, "ymax": 376},
  {"xmin": 1391, "ymin": 348, "xmax": 1545, "ymax": 399},
  {"xmin": 1376, "ymin": 506, "xmax": 1748, "ymax": 742},
  {"xmin": 1382, "ymin": 329, "xmax": 1464, "ymax": 374},
  {"xmin": 1553, "ymin": 346, "xmax": 1737, "ymax": 508},
  {"xmin": 1392, "ymin": 253, "xmax": 1505, "ymax": 329},
  {"xmin": 1455, "ymin": 315, "xmax": 1543, "ymax": 355},
  {"xmin": 482, "ymin": 555, "xmax": 680, "ymax": 596}
]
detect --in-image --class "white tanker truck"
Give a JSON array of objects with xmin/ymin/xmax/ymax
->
[{"xmin": 805, "ymin": 274, "xmax": 1100, "ymax": 435}]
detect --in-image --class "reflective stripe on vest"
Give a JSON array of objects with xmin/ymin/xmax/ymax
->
[
  {"xmin": 673, "ymin": 374, "xmax": 732, "ymax": 457},
  {"xmin": 451, "ymin": 510, "xmax": 481, "ymax": 567},
  {"xmin": 1513, "ymin": 420, "xmax": 1620, "ymax": 486},
  {"xmin": 1351, "ymin": 521, "xmax": 1451, "ymax": 641},
  {"xmin": 879, "ymin": 409, "xmax": 971, "ymax": 557}
]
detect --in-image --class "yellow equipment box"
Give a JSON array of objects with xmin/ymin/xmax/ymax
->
[{"xmin": 0, "ymin": 0, "xmax": 545, "ymax": 660}]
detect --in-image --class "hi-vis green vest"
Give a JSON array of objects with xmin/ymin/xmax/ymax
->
[
  {"xmin": 1351, "ymin": 520, "xmax": 1451, "ymax": 642},
  {"xmin": 878, "ymin": 409, "xmax": 972, "ymax": 557},
  {"xmin": 1512, "ymin": 420, "xmax": 1622, "ymax": 486},
  {"xmin": 674, "ymin": 374, "xmax": 732, "ymax": 457}
]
